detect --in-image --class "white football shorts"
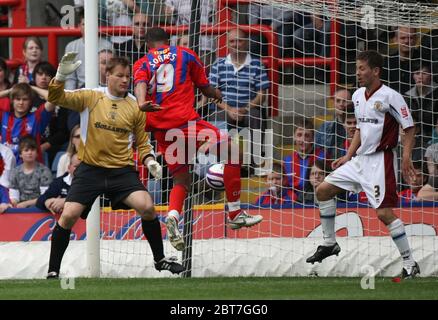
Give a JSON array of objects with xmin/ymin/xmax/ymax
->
[{"xmin": 325, "ymin": 150, "xmax": 398, "ymax": 209}]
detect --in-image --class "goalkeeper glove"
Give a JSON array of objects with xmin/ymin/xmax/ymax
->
[
  {"xmin": 55, "ymin": 52, "xmax": 82, "ymax": 82},
  {"xmin": 146, "ymin": 159, "xmax": 162, "ymax": 179}
]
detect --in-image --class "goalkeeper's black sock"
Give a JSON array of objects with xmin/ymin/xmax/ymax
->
[
  {"xmin": 141, "ymin": 217, "xmax": 165, "ymax": 262},
  {"xmin": 48, "ymin": 222, "xmax": 71, "ymax": 274}
]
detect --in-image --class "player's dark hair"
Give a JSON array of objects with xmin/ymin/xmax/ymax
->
[
  {"xmin": 19, "ymin": 135, "xmax": 38, "ymax": 153},
  {"xmin": 344, "ymin": 104, "xmax": 356, "ymax": 121},
  {"xmin": 146, "ymin": 27, "xmax": 170, "ymax": 43},
  {"xmin": 356, "ymin": 50, "xmax": 383, "ymax": 72},
  {"xmin": 105, "ymin": 56, "xmax": 130, "ymax": 74},
  {"xmin": 413, "ymin": 61, "xmax": 431, "ymax": 73},
  {"xmin": 33, "ymin": 61, "xmax": 56, "ymax": 80},
  {"xmin": 294, "ymin": 117, "xmax": 314, "ymax": 132},
  {"xmin": 76, "ymin": 7, "xmax": 84, "ymax": 26},
  {"xmin": 313, "ymin": 159, "xmax": 332, "ymax": 174},
  {"xmin": 271, "ymin": 162, "xmax": 284, "ymax": 175},
  {"xmin": 412, "ymin": 160, "xmax": 428, "ymax": 176}
]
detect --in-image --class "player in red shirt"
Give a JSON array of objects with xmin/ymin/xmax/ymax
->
[{"xmin": 133, "ymin": 27, "xmax": 263, "ymax": 251}]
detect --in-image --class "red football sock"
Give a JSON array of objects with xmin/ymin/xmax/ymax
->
[
  {"xmin": 169, "ymin": 184, "xmax": 187, "ymax": 214},
  {"xmin": 224, "ymin": 163, "xmax": 241, "ymax": 220}
]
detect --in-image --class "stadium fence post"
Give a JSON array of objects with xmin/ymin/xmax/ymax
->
[{"xmin": 84, "ymin": 0, "xmax": 100, "ymax": 278}]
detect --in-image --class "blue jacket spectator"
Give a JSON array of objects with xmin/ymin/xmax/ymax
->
[
  {"xmin": 315, "ymin": 88, "xmax": 351, "ymax": 159},
  {"xmin": 293, "ymin": 15, "xmax": 331, "ymax": 57},
  {"xmin": 36, "ymin": 154, "xmax": 80, "ymax": 214},
  {"xmin": 283, "ymin": 118, "xmax": 326, "ymax": 202}
]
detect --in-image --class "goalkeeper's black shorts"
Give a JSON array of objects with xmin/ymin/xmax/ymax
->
[{"xmin": 66, "ymin": 162, "xmax": 146, "ymax": 215}]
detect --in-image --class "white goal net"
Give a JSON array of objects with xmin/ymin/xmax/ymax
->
[{"xmin": 95, "ymin": 0, "xmax": 438, "ymax": 278}]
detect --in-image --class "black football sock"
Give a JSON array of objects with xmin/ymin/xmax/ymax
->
[
  {"xmin": 141, "ymin": 217, "xmax": 165, "ymax": 262},
  {"xmin": 48, "ymin": 222, "xmax": 71, "ymax": 274}
]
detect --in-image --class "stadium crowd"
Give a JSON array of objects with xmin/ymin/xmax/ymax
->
[{"xmin": 0, "ymin": 0, "xmax": 437, "ymax": 216}]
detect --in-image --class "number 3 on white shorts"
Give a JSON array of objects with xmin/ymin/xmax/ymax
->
[{"xmin": 156, "ymin": 64, "xmax": 174, "ymax": 93}]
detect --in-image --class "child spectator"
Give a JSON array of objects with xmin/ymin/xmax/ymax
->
[
  {"xmin": 283, "ymin": 117, "xmax": 326, "ymax": 201},
  {"xmin": 8, "ymin": 136, "xmax": 53, "ymax": 208},
  {"xmin": 304, "ymin": 159, "xmax": 328, "ymax": 204},
  {"xmin": 0, "ymin": 83, "xmax": 55, "ymax": 164},
  {"xmin": 254, "ymin": 162, "xmax": 296, "ymax": 206},
  {"xmin": 13, "ymin": 37, "xmax": 44, "ymax": 84},
  {"xmin": 425, "ymin": 143, "xmax": 438, "ymax": 177},
  {"xmin": 398, "ymin": 161, "xmax": 428, "ymax": 205},
  {"xmin": 30, "ymin": 62, "xmax": 69, "ymax": 166},
  {"xmin": 56, "ymin": 125, "xmax": 80, "ymax": 177},
  {"xmin": 30, "ymin": 61, "xmax": 57, "ymax": 108},
  {"xmin": 36, "ymin": 154, "xmax": 80, "ymax": 214}
]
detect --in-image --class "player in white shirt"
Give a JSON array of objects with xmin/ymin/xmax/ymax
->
[{"xmin": 306, "ymin": 50, "xmax": 420, "ymax": 279}]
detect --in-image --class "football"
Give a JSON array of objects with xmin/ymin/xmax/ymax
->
[{"xmin": 205, "ymin": 163, "xmax": 225, "ymax": 191}]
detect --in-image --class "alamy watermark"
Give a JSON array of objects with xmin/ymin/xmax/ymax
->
[
  {"xmin": 59, "ymin": 266, "xmax": 76, "ymax": 290},
  {"xmin": 60, "ymin": 5, "xmax": 76, "ymax": 29},
  {"xmin": 161, "ymin": 122, "xmax": 273, "ymax": 170},
  {"xmin": 360, "ymin": 265, "xmax": 375, "ymax": 290}
]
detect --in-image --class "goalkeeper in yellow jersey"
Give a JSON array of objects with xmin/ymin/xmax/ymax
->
[{"xmin": 46, "ymin": 53, "xmax": 184, "ymax": 279}]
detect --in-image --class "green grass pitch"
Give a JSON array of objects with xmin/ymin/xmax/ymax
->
[{"xmin": 0, "ymin": 277, "xmax": 437, "ymax": 300}]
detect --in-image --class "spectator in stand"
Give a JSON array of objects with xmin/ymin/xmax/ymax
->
[
  {"xmin": 0, "ymin": 154, "xmax": 12, "ymax": 214},
  {"xmin": 30, "ymin": 61, "xmax": 56, "ymax": 109},
  {"xmin": 254, "ymin": 162, "xmax": 296, "ymax": 207},
  {"xmin": 0, "ymin": 143, "xmax": 16, "ymax": 188},
  {"xmin": 114, "ymin": 13, "xmax": 149, "ymax": 64},
  {"xmin": 0, "ymin": 83, "xmax": 55, "ymax": 164},
  {"xmin": 382, "ymin": 26, "xmax": 421, "ymax": 94},
  {"xmin": 98, "ymin": 49, "xmax": 114, "ymax": 86},
  {"xmin": 425, "ymin": 143, "xmax": 438, "ymax": 177},
  {"xmin": 164, "ymin": 0, "xmax": 216, "ymax": 68},
  {"xmin": 64, "ymin": 9, "xmax": 113, "ymax": 90},
  {"xmin": 102, "ymin": 0, "xmax": 158, "ymax": 44},
  {"xmin": 398, "ymin": 161, "xmax": 428, "ymax": 206},
  {"xmin": 337, "ymin": 104, "xmax": 356, "ymax": 158},
  {"xmin": 303, "ymin": 159, "xmax": 329, "ymax": 204},
  {"xmin": 283, "ymin": 117, "xmax": 325, "ymax": 202},
  {"xmin": 36, "ymin": 154, "xmax": 81, "ymax": 215},
  {"xmin": 293, "ymin": 14, "xmax": 331, "ymax": 57},
  {"xmin": 0, "ymin": 58, "xmax": 11, "ymax": 112},
  {"xmin": 56, "ymin": 125, "xmax": 80, "ymax": 177},
  {"xmin": 206, "ymin": 28, "xmax": 270, "ymax": 132},
  {"xmin": 315, "ymin": 88, "xmax": 351, "ymax": 159},
  {"xmin": 8, "ymin": 135, "xmax": 53, "ymax": 208},
  {"xmin": 248, "ymin": 3, "xmax": 306, "ymax": 58},
  {"xmin": 13, "ymin": 37, "xmax": 44, "ymax": 85},
  {"xmin": 103, "ymin": 0, "xmax": 133, "ymax": 44},
  {"xmin": 404, "ymin": 62, "xmax": 438, "ymax": 140},
  {"xmin": 29, "ymin": 62, "xmax": 70, "ymax": 167}
]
